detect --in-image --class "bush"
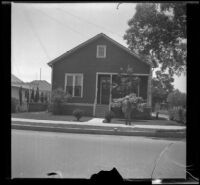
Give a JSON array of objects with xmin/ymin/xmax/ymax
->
[
  {"xmin": 168, "ymin": 107, "xmax": 186, "ymax": 124},
  {"xmin": 11, "ymin": 98, "xmax": 19, "ymax": 113},
  {"xmin": 51, "ymin": 88, "xmax": 71, "ymax": 115},
  {"xmin": 73, "ymin": 109, "xmax": 84, "ymax": 121},
  {"xmin": 104, "ymin": 111, "xmax": 115, "ymax": 123}
]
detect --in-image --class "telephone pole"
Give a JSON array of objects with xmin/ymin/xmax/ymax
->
[{"xmin": 40, "ymin": 68, "xmax": 41, "ymax": 81}]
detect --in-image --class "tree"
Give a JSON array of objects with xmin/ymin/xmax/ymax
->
[
  {"xmin": 112, "ymin": 65, "xmax": 140, "ymax": 98},
  {"xmin": 124, "ymin": 3, "xmax": 186, "ymax": 77},
  {"xmin": 34, "ymin": 86, "xmax": 40, "ymax": 103},
  {"xmin": 152, "ymin": 70, "xmax": 174, "ymax": 110},
  {"xmin": 30, "ymin": 88, "xmax": 35, "ymax": 103},
  {"xmin": 40, "ymin": 92, "xmax": 44, "ymax": 103},
  {"xmin": 18, "ymin": 86, "xmax": 22, "ymax": 106},
  {"xmin": 167, "ymin": 89, "xmax": 186, "ymax": 108},
  {"xmin": 25, "ymin": 89, "xmax": 29, "ymax": 104}
]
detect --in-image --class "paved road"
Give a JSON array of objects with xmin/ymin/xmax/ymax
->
[{"xmin": 12, "ymin": 129, "xmax": 186, "ymax": 179}]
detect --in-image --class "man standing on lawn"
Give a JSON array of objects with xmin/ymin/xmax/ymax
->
[{"xmin": 122, "ymin": 97, "xmax": 132, "ymax": 125}]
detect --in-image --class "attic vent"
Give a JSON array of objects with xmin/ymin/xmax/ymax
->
[{"xmin": 97, "ymin": 45, "xmax": 106, "ymax": 58}]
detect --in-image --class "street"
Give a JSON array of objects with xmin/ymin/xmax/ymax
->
[{"xmin": 12, "ymin": 129, "xmax": 186, "ymax": 179}]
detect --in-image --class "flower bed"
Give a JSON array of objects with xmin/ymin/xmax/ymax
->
[{"xmin": 111, "ymin": 93, "xmax": 152, "ymax": 119}]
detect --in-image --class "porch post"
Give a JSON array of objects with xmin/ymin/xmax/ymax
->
[
  {"xmin": 109, "ymin": 74, "xmax": 112, "ymax": 111},
  {"xmin": 93, "ymin": 73, "xmax": 98, "ymax": 116},
  {"xmin": 50, "ymin": 66, "xmax": 53, "ymax": 103},
  {"xmin": 147, "ymin": 68, "xmax": 152, "ymax": 107}
]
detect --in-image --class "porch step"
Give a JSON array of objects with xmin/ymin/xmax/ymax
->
[{"xmin": 95, "ymin": 105, "xmax": 109, "ymax": 118}]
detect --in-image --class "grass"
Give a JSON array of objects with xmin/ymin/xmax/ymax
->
[
  {"xmin": 12, "ymin": 111, "xmax": 184, "ymax": 127},
  {"xmin": 110, "ymin": 117, "xmax": 184, "ymax": 126},
  {"xmin": 12, "ymin": 111, "xmax": 92, "ymax": 122}
]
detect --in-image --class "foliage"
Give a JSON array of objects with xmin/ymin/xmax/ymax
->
[
  {"xmin": 168, "ymin": 107, "xmax": 186, "ymax": 124},
  {"xmin": 11, "ymin": 97, "xmax": 19, "ymax": 113},
  {"xmin": 30, "ymin": 88, "xmax": 35, "ymax": 103},
  {"xmin": 111, "ymin": 93, "xmax": 146, "ymax": 112},
  {"xmin": 167, "ymin": 89, "xmax": 186, "ymax": 108},
  {"xmin": 44, "ymin": 93, "xmax": 48, "ymax": 103},
  {"xmin": 73, "ymin": 109, "xmax": 84, "ymax": 121},
  {"xmin": 104, "ymin": 111, "xmax": 115, "ymax": 123},
  {"xmin": 112, "ymin": 66, "xmax": 140, "ymax": 98},
  {"xmin": 152, "ymin": 70, "xmax": 174, "ymax": 109},
  {"xmin": 51, "ymin": 88, "xmax": 71, "ymax": 115},
  {"xmin": 18, "ymin": 86, "xmax": 22, "ymax": 106},
  {"xmin": 40, "ymin": 92, "xmax": 44, "ymax": 103},
  {"xmin": 25, "ymin": 89, "xmax": 29, "ymax": 103},
  {"xmin": 124, "ymin": 3, "xmax": 186, "ymax": 77},
  {"xmin": 34, "ymin": 86, "xmax": 40, "ymax": 103}
]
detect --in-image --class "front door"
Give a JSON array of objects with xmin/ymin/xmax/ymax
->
[{"xmin": 100, "ymin": 76, "xmax": 110, "ymax": 105}]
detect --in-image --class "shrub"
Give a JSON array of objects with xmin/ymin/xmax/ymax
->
[
  {"xmin": 73, "ymin": 109, "xmax": 84, "ymax": 121},
  {"xmin": 104, "ymin": 111, "xmax": 115, "ymax": 123},
  {"xmin": 11, "ymin": 98, "xmax": 19, "ymax": 113},
  {"xmin": 111, "ymin": 94, "xmax": 150, "ymax": 119},
  {"xmin": 168, "ymin": 107, "xmax": 186, "ymax": 124},
  {"xmin": 51, "ymin": 88, "xmax": 71, "ymax": 115}
]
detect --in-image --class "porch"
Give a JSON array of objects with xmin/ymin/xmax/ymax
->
[{"xmin": 93, "ymin": 72, "xmax": 152, "ymax": 117}]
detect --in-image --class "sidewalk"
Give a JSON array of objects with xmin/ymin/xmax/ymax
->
[
  {"xmin": 12, "ymin": 117, "xmax": 186, "ymax": 130},
  {"xmin": 151, "ymin": 112, "xmax": 169, "ymax": 120},
  {"xmin": 12, "ymin": 117, "xmax": 186, "ymax": 139}
]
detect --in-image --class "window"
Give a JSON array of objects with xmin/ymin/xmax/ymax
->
[
  {"xmin": 65, "ymin": 74, "xmax": 83, "ymax": 97},
  {"xmin": 97, "ymin": 45, "xmax": 106, "ymax": 58}
]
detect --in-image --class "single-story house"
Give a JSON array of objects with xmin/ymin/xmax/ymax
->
[
  {"xmin": 11, "ymin": 74, "xmax": 52, "ymax": 112},
  {"xmin": 11, "ymin": 74, "xmax": 30, "ymax": 102},
  {"xmin": 48, "ymin": 33, "xmax": 153, "ymax": 117},
  {"xmin": 11, "ymin": 74, "xmax": 30, "ymax": 111},
  {"xmin": 28, "ymin": 80, "xmax": 51, "ymax": 102}
]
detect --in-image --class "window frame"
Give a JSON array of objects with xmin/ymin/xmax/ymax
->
[
  {"xmin": 64, "ymin": 73, "xmax": 83, "ymax": 98},
  {"xmin": 96, "ymin": 45, "xmax": 106, "ymax": 58}
]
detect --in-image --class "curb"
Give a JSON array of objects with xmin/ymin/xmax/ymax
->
[{"xmin": 12, "ymin": 123, "xmax": 185, "ymax": 139}]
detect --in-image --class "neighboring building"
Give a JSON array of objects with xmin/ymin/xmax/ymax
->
[
  {"xmin": 28, "ymin": 80, "xmax": 51, "ymax": 102},
  {"xmin": 48, "ymin": 33, "xmax": 153, "ymax": 117},
  {"xmin": 11, "ymin": 74, "xmax": 30, "ymax": 102},
  {"xmin": 11, "ymin": 74, "xmax": 51, "ymax": 103}
]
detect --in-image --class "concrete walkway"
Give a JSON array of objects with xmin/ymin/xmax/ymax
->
[
  {"xmin": 87, "ymin": 118, "xmax": 104, "ymax": 124},
  {"xmin": 12, "ymin": 118, "xmax": 186, "ymax": 130},
  {"xmin": 152, "ymin": 112, "xmax": 169, "ymax": 120}
]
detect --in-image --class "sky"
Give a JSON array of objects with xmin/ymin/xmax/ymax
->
[{"xmin": 11, "ymin": 2, "xmax": 186, "ymax": 93}]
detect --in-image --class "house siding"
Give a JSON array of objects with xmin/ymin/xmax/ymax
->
[{"xmin": 52, "ymin": 37, "xmax": 150, "ymax": 105}]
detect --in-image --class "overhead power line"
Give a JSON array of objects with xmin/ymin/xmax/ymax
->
[
  {"xmin": 22, "ymin": 6, "xmax": 51, "ymax": 62},
  {"xmin": 56, "ymin": 7, "xmax": 123, "ymax": 39},
  {"xmin": 31, "ymin": 6, "xmax": 90, "ymax": 38}
]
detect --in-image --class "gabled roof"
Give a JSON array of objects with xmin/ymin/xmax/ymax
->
[
  {"xmin": 11, "ymin": 74, "xmax": 23, "ymax": 83},
  {"xmin": 28, "ymin": 80, "xmax": 51, "ymax": 91},
  {"xmin": 47, "ymin": 33, "xmax": 153, "ymax": 67}
]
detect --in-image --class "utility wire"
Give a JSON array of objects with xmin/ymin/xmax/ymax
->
[
  {"xmin": 23, "ymin": 6, "xmax": 51, "ymax": 62},
  {"xmin": 31, "ymin": 7, "xmax": 90, "ymax": 38},
  {"xmin": 56, "ymin": 7, "xmax": 123, "ymax": 39}
]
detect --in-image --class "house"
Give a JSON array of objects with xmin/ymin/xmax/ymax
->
[
  {"xmin": 12, "ymin": 74, "xmax": 51, "ymax": 102},
  {"xmin": 48, "ymin": 33, "xmax": 153, "ymax": 117},
  {"xmin": 11, "ymin": 74, "xmax": 30, "ymax": 111},
  {"xmin": 11, "ymin": 74, "xmax": 30, "ymax": 102},
  {"xmin": 28, "ymin": 80, "xmax": 51, "ymax": 102}
]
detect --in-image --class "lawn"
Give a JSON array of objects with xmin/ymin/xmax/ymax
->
[
  {"xmin": 12, "ymin": 111, "xmax": 93, "ymax": 122},
  {"xmin": 12, "ymin": 111, "xmax": 184, "ymax": 126},
  {"xmin": 110, "ymin": 116, "xmax": 183, "ymax": 126}
]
